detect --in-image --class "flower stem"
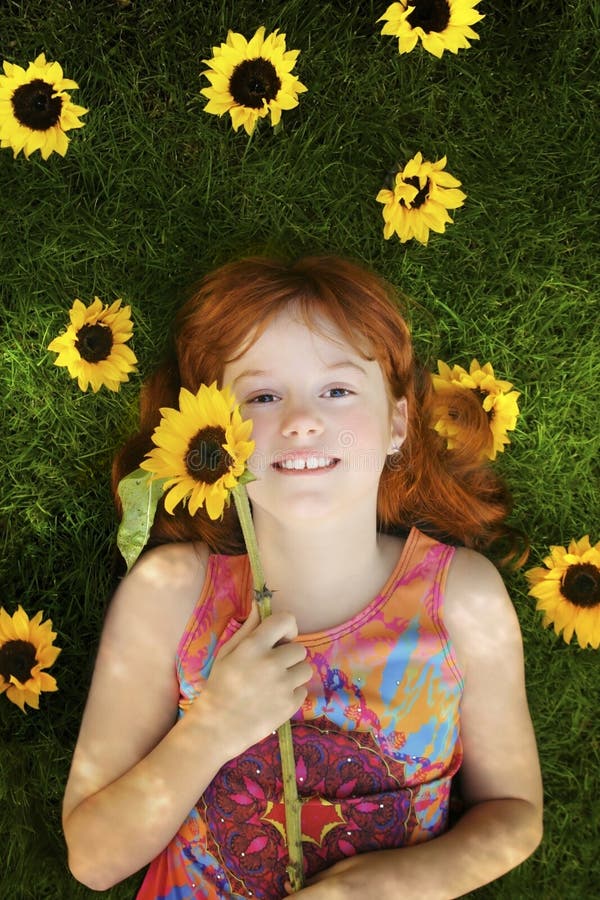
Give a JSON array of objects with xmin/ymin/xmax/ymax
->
[{"xmin": 231, "ymin": 485, "xmax": 304, "ymax": 892}]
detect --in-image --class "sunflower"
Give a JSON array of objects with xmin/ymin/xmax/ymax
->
[
  {"xmin": 431, "ymin": 359, "xmax": 520, "ymax": 460},
  {"xmin": 200, "ymin": 26, "xmax": 307, "ymax": 135},
  {"xmin": 140, "ymin": 382, "xmax": 255, "ymax": 520},
  {"xmin": 0, "ymin": 53, "xmax": 87, "ymax": 159},
  {"xmin": 376, "ymin": 152, "xmax": 466, "ymax": 245},
  {"xmin": 48, "ymin": 297, "xmax": 137, "ymax": 392},
  {"xmin": 379, "ymin": 0, "xmax": 484, "ymax": 58},
  {"xmin": 526, "ymin": 537, "xmax": 600, "ymax": 650},
  {"xmin": 0, "ymin": 606, "xmax": 61, "ymax": 712}
]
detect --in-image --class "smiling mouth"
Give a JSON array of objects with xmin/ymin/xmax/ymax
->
[{"xmin": 273, "ymin": 456, "xmax": 339, "ymax": 472}]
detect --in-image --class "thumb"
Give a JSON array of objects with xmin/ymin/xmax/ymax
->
[{"xmin": 217, "ymin": 601, "xmax": 261, "ymax": 659}]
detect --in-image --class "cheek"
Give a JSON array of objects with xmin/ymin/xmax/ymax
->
[
  {"xmin": 245, "ymin": 416, "xmax": 273, "ymax": 476},
  {"xmin": 334, "ymin": 408, "xmax": 389, "ymax": 450}
]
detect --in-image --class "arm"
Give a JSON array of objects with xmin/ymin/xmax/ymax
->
[
  {"xmin": 296, "ymin": 549, "xmax": 543, "ymax": 899},
  {"xmin": 62, "ymin": 542, "xmax": 310, "ymax": 892}
]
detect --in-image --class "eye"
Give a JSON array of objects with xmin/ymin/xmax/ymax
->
[
  {"xmin": 246, "ymin": 393, "xmax": 278, "ymax": 404},
  {"xmin": 323, "ymin": 387, "xmax": 353, "ymax": 398}
]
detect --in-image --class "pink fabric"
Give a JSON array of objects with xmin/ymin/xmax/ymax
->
[{"xmin": 138, "ymin": 528, "xmax": 463, "ymax": 899}]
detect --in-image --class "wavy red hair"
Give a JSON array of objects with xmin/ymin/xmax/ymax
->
[{"xmin": 113, "ymin": 255, "xmax": 526, "ymax": 565}]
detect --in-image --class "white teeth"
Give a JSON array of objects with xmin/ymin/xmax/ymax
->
[{"xmin": 280, "ymin": 456, "xmax": 333, "ymax": 470}]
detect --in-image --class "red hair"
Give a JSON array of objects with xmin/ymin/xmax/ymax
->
[{"xmin": 112, "ymin": 255, "xmax": 526, "ymax": 565}]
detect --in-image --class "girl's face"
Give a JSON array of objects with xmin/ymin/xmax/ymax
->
[{"xmin": 222, "ymin": 306, "xmax": 406, "ymax": 525}]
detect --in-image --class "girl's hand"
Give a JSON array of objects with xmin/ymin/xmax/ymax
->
[
  {"xmin": 285, "ymin": 854, "xmax": 383, "ymax": 899},
  {"xmin": 198, "ymin": 603, "xmax": 312, "ymax": 759},
  {"xmin": 284, "ymin": 867, "xmax": 350, "ymax": 900}
]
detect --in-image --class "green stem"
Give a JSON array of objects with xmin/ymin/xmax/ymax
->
[
  {"xmin": 231, "ymin": 483, "xmax": 267, "ymax": 611},
  {"xmin": 231, "ymin": 485, "xmax": 305, "ymax": 892}
]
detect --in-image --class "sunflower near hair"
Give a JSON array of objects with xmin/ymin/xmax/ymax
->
[
  {"xmin": 48, "ymin": 297, "xmax": 137, "ymax": 393},
  {"xmin": 431, "ymin": 359, "xmax": 520, "ymax": 460},
  {"xmin": 379, "ymin": 0, "xmax": 484, "ymax": 58},
  {"xmin": 0, "ymin": 606, "xmax": 61, "ymax": 712},
  {"xmin": 525, "ymin": 537, "xmax": 600, "ymax": 650},
  {"xmin": 200, "ymin": 26, "xmax": 307, "ymax": 135},
  {"xmin": 0, "ymin": 53, "xmax": 87, "ymax": 159},
  {"xmin": 376, "ymin": 152, "xmax": 466, "ymax": 245},
  {"xmin": 140, "ymin": 382, "xmax": 255, "ymax": 521}
]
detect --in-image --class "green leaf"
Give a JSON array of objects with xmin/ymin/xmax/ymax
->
[{"xmin": 116, "ymin": 468, "xmax": 166, "ymax": 572}]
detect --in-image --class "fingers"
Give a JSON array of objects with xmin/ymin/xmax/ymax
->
[
  {"xmin": 239, "ymin": 626, "xmax": 310, "ymax": 688},
  {"xmin": 272, "ymin": 639, "xmax": 307, "ymax": 669},
  {"xmin": 255, "ymin": 609, "xmax": 300, "ymax": 647},
  {"xmin": 234, "ymin": 610, "xmax": 302, "ymax": 660},
  {"xmin": 286, "ymin": 656, "xmax": 313, "ymax": 691},
  {"xmin": 292, "ymin": 683, "xmax": 309, "ymax": 710},
  {"xmin": 218, "ymin": 607, "xmax": 301, "ymax": 662}
]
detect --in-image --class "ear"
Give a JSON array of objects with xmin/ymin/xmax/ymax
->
[{"xmin": 387, "ymin": 397, "xmax": 408, "ymax": 454}]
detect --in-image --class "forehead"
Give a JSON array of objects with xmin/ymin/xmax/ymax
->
[{"xmin": 226, "ymin": 303, "xmax": 374, "ymax": 367}]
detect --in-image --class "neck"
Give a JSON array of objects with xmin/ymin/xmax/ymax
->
[{"xmin": 251, "ymin": 507, "xmax": 394, "ymax": 633}]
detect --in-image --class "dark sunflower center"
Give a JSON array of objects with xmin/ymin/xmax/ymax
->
[
  {"xmin": 400, "ymin": 176, "xmax": 430, "ymax": 209},
  {"xmin": 185, "ymin": 426, "xmax": 233, "ymax": 484},
  {"xmin": 75, "ymin": 324, "xmax": 114, "ymax": 363},
  {"xmin": 406, "ymin": 0, "xmax": 451, "ymax": 33},
  {"xmin": 229, "ymin": 58, "xmax": 281, "ymax": 109},
  {"xmin": 560, "ymin": 563, "xmax": 600, "ymax": 608},
  {"xmin": 11, "ymin": 79, "xmax": 63, "ymax": 130},
  {"xmin": 0, "ymin": 640, "xmax": 37, "ymax": 684}
]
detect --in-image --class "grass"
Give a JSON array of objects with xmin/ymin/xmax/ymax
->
[{"xmin": 1, "ymin": 0, "xmax": 599, "ymax": 897}]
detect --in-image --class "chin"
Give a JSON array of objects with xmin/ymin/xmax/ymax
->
[
  {"xmin": 248, "ymin": 490, "xmax": 344, "ymax": 524},
  {"xmin": 255, "ymin": 499, "xmax": 340, "ymax": 521}
]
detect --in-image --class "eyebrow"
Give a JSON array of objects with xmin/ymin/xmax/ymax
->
[{"xmin": 232, "ymin": 360, "xmax": 367, "ymax": 388}]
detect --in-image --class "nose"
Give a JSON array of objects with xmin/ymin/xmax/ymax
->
[{"xmin": 280, "ymin": 400, "xmax": 324, "ymax": 439}]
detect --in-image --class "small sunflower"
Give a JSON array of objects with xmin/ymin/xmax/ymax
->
[
  {"xmin": 200, "ymin": 26, "xmax": 307, "ymax": 135},
  {"xmin": 379, "ymin": 0, "xmax": 484, "ymax": 58},
  {"xmin": 48, "ymin": 297, "xmax": 137, "ymax": 393},
  {"xmin": 431, "ymin": 359, "xmax": 520, "ymax": 460},
  {"xmin": 376, "ymin": 152, "xmax": 466, "ymax": 245},
  {"xmin": 525, "ymin": 537, "xmax": 600, "ymax": 650},
  {"xmin": 140, "ymin": 382, "xmax": 255, "ymax": 520},
  {"xmin": 0, "ymin": 53, "xmax": 87, "ymax": 159},
  {"xmin": 0, "ymin": 606, "xmax": 61, "ymax": 712}
]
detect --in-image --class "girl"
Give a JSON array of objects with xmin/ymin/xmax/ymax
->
[{"xmin": 62, "ymin": 255, "xmax": 543, "ymax": 899}]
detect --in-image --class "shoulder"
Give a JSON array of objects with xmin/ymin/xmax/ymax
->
[
  {"xmin": 445, "ymin": 545, "xmax": 509, "ymax": 602},
  {"xmin": 128, "ymin": 540, "xmax": 210, "ymax": 594},
  {"xmin": 106, "ymin": 541, "xmax": 211, "ymax": 647},
  {"xmin": 443, "ymin": 547, "xmax": 523, "ymax": 675}
]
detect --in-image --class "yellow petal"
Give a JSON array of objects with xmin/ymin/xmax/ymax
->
[
  {"xmin": 205, "ymin": 483, "xmax": 228, "ymax": 520},
  {"xmin": 39, "ymin": 672, "xmax": 59, "ymax": 692},
  {"xmin": 164, "ymin": 479, "xmax": 193, "ymax": 514},
  {"xmin": 187, "ymin": 483, "xmax": 208, "ymax": 517},
  {"xmin": 13, "ymin": 607, "xmax": 31, "ymax": 640},
  {"xmin": 274, "ymin": 92, "xmax": 299, "ymax": 111}
]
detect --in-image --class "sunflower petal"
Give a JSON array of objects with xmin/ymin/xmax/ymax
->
[{"xmin": 163, "ymin": 478, "xmax": 194, "ymax": 514}]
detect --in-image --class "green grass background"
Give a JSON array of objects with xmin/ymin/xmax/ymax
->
[{"xmin": 1, "ymin": 0, "xmax": 598, "ymax": 897}]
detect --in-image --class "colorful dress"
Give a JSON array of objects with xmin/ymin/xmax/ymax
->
[{"xmin": 137, "ymin": 527, "xmax": 464, "ymax": 899}]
